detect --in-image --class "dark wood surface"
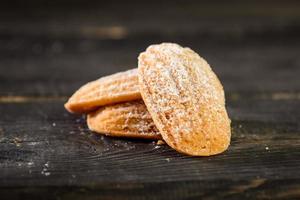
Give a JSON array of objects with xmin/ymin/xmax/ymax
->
[{"xmin": 0, "ymin": 1, "xmax": 300, "ymax": 199}]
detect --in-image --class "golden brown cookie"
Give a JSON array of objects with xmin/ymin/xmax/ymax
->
[
  {"xmin": 138, "ymin": 43, "xmax": 231, "ymax": 156},
  {"xmin": 87, "ymin": 100, "xmax": 161, "ymax": 140},
  {"xmin": 65, "ymin": 68, "xmax": 141, "ymax": 113}
]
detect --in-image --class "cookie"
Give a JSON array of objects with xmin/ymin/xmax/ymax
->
[
  {"xmin": 138, "ymin": 43, "xmax": 231, "ymax": 156},
  {"xmin": 65, "ymin": 68, "xmax": 141, "ymax": 113},
  {"xmin": 87, "ymin": 100, "xmax": 161, "ymax": 140}
]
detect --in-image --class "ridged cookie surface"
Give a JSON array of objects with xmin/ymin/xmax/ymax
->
[
  {"xmin": 65, "ymin": 69, "xmax": 141, "ymax": 113},
  {"xmin": 138, "ymin": 43, "xmax": 231, "ymax": 156},
  {"xmin": 87, "ymin": 101, "xmax": 161, "ymax": 140}
]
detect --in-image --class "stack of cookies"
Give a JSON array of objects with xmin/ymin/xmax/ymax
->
[{"xmin": 65, "ymin": 43, "xmax": 231, "ymax": 156}]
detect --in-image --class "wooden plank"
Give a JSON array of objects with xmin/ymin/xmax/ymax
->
[
  {"xmin": 0, "ymin": 99, "xmax": 299, "ymax": 199},
  {"xmin": 0, "ymin": 36, "xmax": 299, "ymax": 96},
  {"xmin": 0, "ymin": 179, "xmax": 299, "ymax": 200},
  {"xmin": 1, "ymin": 0, "xmax": 300, "ymax": 37},
  {"xmin": 0, "ymin": 1, "xmax": 300, "ymax": 97}
]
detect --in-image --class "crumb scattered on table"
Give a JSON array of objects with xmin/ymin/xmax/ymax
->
[{"xmin": 157, "ymin": 140, "xmax": 165, "ymax": 145}]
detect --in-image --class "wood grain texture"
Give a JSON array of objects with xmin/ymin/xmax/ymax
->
[
  {"xmin": 0, "ymin": 1, "xmax": 300, "ymax": 97},
  {"xmin": 0, "ymin": 100, "xmax": 299, "ymax": 199},
  {"xmin": 1, "ymin": 179, "xmax": 299, "ymax": 200},
  {"xmin": 1, "ymin": 0, "xmax": 300, "ymax": 199},
  {"xmin": 0, "ymin": 36, "xmax": 299, "ymax": 96}
]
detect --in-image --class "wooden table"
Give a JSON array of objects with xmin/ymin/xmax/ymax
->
[{"xmin": 1, "ymin": 1, "xmax": 299, "ymax": 199}]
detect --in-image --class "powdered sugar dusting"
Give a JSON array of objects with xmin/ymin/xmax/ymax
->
[
  {"xmin": 138, "ymin": 43, "xmax": 231, "ymax": 156},
  {"xmin": 121, "ymin": 101, "xmax": 159, "ymax": 135}
]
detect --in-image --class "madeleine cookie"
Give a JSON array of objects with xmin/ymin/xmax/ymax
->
[
  {"xmin": 87, "ymin": 101, "xmax": 161, "ymax": 140},
  {"xmin": 138, "ymin": 43, "xmax": 231, "ymax": 156},
  {"xmin": 65, "ymin": 69, "xmax": 141, "ymax": 113}
]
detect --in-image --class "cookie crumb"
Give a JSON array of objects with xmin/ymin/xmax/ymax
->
[
  {"xmin": 13, "ymin": 137, "xmax": 22, "ymax": 147},
  {"xmin": 157, "ymin": 140, "xmax": 165, "ymax": 145},
  {"xmin": 265, "ymin": 146, "xmax": 269, "ymax": 150}
]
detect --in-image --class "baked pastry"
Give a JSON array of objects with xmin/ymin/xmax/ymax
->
[
  {"xmin": 87, "ymin": 100, "xmax": 161, "ymax": 139},
  {"xmin": 138, "ymin": 43, "xmax": 231, "ymax": 156},
  {"xmin": 65, "ymin": 69, "xmax": 141, "ymax": 113}
]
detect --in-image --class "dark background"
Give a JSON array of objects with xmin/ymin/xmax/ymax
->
[{"xmin": 0, "ymin": 0, "xmax": 300, "ymax": 199}]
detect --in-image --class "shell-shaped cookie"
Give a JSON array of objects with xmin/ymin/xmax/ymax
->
[
  {"xmin": 65, "ymin": 69, "xmax": 141, "ymax": 113},
  {"xmin": 138, "ymin": 43, "xmax": 231, "ymax": 156},
  {"xmin": 87, "ymin": 101, "xmax": 161, "ymax": 140}
]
